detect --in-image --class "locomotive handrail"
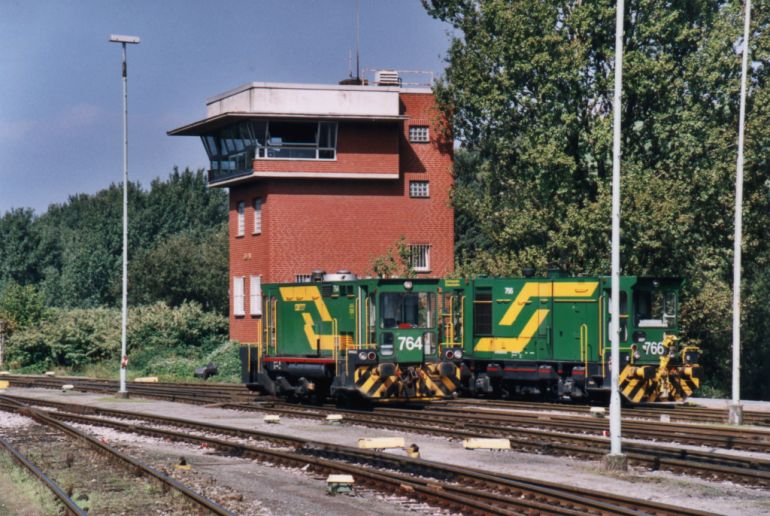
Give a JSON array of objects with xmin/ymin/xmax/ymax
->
[
  {"xmin": 599, "ymin": 294, "xmax": 605, "ymax": 376},
  {"xmin": 257, "ymin": 318, "xmax": 263, "ymax": 372},
  {"xmin": 272, "ymin": 298, "xmax": 278, "ymax": 355},
  {"xmin": 580, "ymin": 323, "xmax": 588, "ymax": 372},
  {"xmin": 354, "ymin": 295, "xmax": 359, "ymax": 346}
]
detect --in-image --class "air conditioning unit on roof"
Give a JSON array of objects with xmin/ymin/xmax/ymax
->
[{"xmin": 375, "ymin": 70, "xmax": 400, "ymax": 86}]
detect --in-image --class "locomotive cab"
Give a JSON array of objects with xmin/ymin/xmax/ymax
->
[
  {"xmin": 349, "ymin": 280, "xmax": 461, "ymax": 400},
  {"xmin": 616, "ymin": 278, "xmax": 702, "ymax": 402},
  {"xmin": 244, "ymin": 276, "xmax": 461, "ymax": 402}
]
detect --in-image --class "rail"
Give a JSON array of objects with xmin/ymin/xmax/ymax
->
[
  {"xmin": 0, "ymin": 436, "xmax": 86, "ymax": 515},
  {"xmin": 1, "ymin": 394, "xmax": 709, "ymax": 516},
  {"xmin": 0, "ymin": 395, "xmax": 233, "ymax": 515}
]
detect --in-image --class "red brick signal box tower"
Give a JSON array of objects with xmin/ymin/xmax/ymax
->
[{"xmin": 169, "ymin": 74, "xmax": 454, "ymax": 343}]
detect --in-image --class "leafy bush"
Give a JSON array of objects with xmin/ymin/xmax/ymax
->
[
  {"xmin": 5, "ymin": 302, "xmax": 231, "ymax": 380},
  {"xmin": 0, "ymin": 281, "xmax": 48, "ymax": 332}
]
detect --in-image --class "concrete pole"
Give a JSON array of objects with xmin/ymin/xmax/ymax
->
[
  {"xmin": 730, "ymin": 0, "xmax": 752, "ymax": 426},
  {"xmin": 606, "ymin": 0, "xmax": 627, "ymax": 470},
  {"xmin": 110, "ymin": 34, "xmax": 139, "ymax": 397},
  {"xmin": 119, "ymin": 40, "xmax": 129, "ymax": 396}
]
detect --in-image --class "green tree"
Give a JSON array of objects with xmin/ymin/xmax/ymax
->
[
  {"xmin": 0, "ymin": 281, "xmax": 47, "ymax": 332},
  {"xmin": 425, "ymin": 0, "xmax": 770, "ymax": 397},
  {"xmin": 0, "ymin": 208, "xmax": 42, "ymax": 285},
  {"xmin": 130, "ymin": 224, "xmax": 229, "ymax": 314}
]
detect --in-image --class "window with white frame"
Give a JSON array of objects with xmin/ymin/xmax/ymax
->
[
  {"xmin": 236, "ymin": 201, "xmax": 245, "ymax": 236},
  {"xmin": 249, "ymin": 275, "xmax": 262, "ymax": 316},
  {"xmin": 408, "ymin": 125, "xmax": 429, "ymax": 143},
  {"xmin": 410, "ymin": 244, "xmax": 431, "ymax": 272},
  {"xmin": 409, "ymin": 181, "xmax": 429, "ymax": 198},
  {"xmin": 253, "ymin": 198, "xmax": 262, "ymax": 234},
  {"xmin": 295, "ymin": 274, "xmax": 312, "ymax": 283},
  {"xmin": 233, "ymin": 276, "xmax": 245, "ymax": 316},
  {"xmin": 201, "ymin": 120, "xmax": 338, "ymax": 183}
]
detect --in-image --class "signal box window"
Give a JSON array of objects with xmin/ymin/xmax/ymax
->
[
  {"xmin": 253, "ymin": 198, "xmax": 262, "ymax": 234},
  {"xmin": 233, "ymin": 276, "xmax": 245, "ymax": 316},
  {"xmin": 410, "ymin": 244, "xmax": 431, "ymax": 272},
  {"xmin": 236, "ymin": 201, "xmax": 245, "ymax": 236},
  {"xmin": 409, "ymin": 181, "xmax": 429, "ymax": 198},
  {"xmin": 249, "ymin": 275, "xmax": 262, "ymax": 316},
  {"xmin": 473, "ymin": 288, "xmax": 493, "ymax": 335},
  {"xmin": 380, "ymin": 292, "xmax": 435, "ymax": 329},
  {"xmin": 409, "ymin": 125, "xmax": 430, "ymax": 143},
  {"xmin": 202, "ymin": 120, "xmax": 337, "ymax": 183},
  {"xmin": 262, "ymin": 121, "xmax": 337, "ymax": 160}
]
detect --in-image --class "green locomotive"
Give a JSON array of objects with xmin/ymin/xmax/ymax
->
[
  {"xmin": 241, "ymin": 271, "xmax": 701, "ymax": 403},
  {"xmin": 241, "ymin": 274, "xmax": 462, "ymax": 402}
]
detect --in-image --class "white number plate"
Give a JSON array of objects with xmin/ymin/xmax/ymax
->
[
  {"xmin": 642, "ymin": 341, "xmax": 665, "ymax": 355},
  {"xmin": 398, "ymin": 336, "xmax": 423, "ymax": 351}
]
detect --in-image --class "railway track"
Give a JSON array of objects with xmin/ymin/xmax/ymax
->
[
  {"xmin": 445, "ymin": 398, "xmax": 770, "ymax": 427},
  {"xmin": 417, "ymin": 405, "xmax": 770, "ymax": 453},
  {"xmin": 8, "ymin": 373, "xmax": 770, "ymax": 428},
  {"xmin": 0, "ymin": 436, "xmax": 86, "ymax": 515},
  {"xmin": 0, "ymin": 396, "xmax": 232, "ymax": 515},
  {"xmin": 6, "ymin": 374, "xmax": 770, "ymax": 484},
  {"xmin": 2, "ymin": 374, "xmax": 258, "ymax": 405},
  {"xmin": 0, "ymin": 393, "xmax": 712, "ymax": 516},
  {"xmin": 215, "ymin": 400, "xmax": 770, "ymax": 488}
]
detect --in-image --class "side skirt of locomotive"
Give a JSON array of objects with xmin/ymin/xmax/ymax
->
[
  {"xmin": 466, "ymin": 360, "xmax": 702, "ymax": 403},
  {"xmin": 466, "ymin": 361, "xmax": 600, "ymax": 401}
]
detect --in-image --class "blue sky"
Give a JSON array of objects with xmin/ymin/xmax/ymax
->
[{"xmin": 0, "ymin": 0, "xmax": 452, "ymax": 213}]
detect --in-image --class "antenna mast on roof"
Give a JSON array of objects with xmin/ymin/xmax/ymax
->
[{"xmin": 356, "ymin": 0, "xmax": 361, "ymax": 81}]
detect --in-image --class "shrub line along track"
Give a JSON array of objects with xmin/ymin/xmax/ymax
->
[
  {"xmin": 0, "ymin": 436, "xmax": 86, "ymax": 515},
  {"xmin": 0, "ymin": 396, "xmax": 233, "ymax": 515},
  {"xmin": 0, "ymin": 394, "xmax": 711, "ymax": 516}
]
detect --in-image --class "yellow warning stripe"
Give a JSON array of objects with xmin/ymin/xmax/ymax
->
[
  {"xmin": 499, "ymin": 282, "xmax": 598, "ymax": 326},
  {"xmin": 279, "ymin": 286, "xmax": 332, "ymax": 321},
  {"xmin": 475, "ymin": 309, "xmax": 550, "ymax": 352}
]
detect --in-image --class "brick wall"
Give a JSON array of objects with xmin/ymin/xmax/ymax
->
[{"xmin": 227, "ymin": 91, "xmax": 453, "ymax": 342}]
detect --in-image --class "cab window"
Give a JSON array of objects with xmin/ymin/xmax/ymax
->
[
  {"xmin": 380, "ymin": 292, "xmax": 435, "ymax": 329},
  {"xmin": 635, "ymin": 290, "xmax": 677, "ymax": 328}
]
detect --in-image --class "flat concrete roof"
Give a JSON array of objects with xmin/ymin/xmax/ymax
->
[
  {"xmin": 205, "ymin": 81, "xmax": 432, "ymax": 105},
  {"xmin": 169, "ymin": 81, "xmax": 431, "ymax": 136}
]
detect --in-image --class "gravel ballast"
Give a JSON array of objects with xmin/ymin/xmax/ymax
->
[{"xmin": 3, "ymin": 387, "xmax": 770, "ymax": 515}]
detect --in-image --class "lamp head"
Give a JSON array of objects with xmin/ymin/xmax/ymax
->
[{"xmin": 109, "ymin": 34, "xmax": 140, "ymax": 44}]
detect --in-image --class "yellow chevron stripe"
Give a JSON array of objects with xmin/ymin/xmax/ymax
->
[
  {"xmin": 474, "ymin": 309, "xmax": 550, "ymax": 352},
  {"xmin": 499, "ymin": 281, "xmax": 598, "ymax": 326},
  {"xmin": 300, "ymin": 313, "xmax": 337, "ymax": 351},
  {"xmin": 279, "ymin": 286, "xmax": 332, "ymax": 321}
]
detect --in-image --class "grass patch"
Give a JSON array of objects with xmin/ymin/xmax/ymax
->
[
  {"xmin": 22, "ymin": 340, "xmax": 243, "ymax": 385},
  {"xmin": 0, "ymin": 450, "xmax": 61, "ymax": 515}
]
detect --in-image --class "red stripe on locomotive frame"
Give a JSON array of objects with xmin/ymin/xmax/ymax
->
[{"xmin": 262, "ymin": 357, "xmax": 336, "ymax": 364}]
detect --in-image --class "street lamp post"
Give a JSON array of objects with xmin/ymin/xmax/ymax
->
[
  {"xmin": 109, "ymin": 34, "xmax": 140, "ymax": 398},
  {"xmin": 730, "ymin": 0, "xmax": 752, "ymax": 426},
  {"xmin": 606, "ymin": 0, "xmax": 627, "ymax": 471}
]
